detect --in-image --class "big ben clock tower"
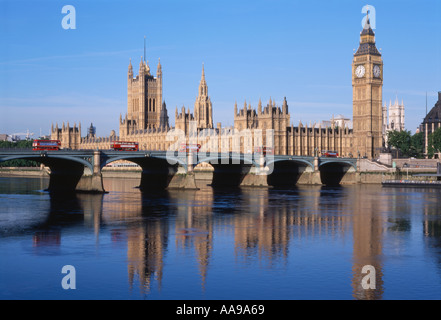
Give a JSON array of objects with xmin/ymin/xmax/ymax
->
[{"xmin": 352, "ymin": 12, "xmax": 383, "ymax": 159}]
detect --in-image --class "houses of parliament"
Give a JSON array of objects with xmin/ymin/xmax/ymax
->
[{"xmin": 51, "ymin": 15, "xmax": 401, "ymax": 160}]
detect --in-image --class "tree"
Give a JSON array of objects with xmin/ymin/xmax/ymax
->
[
  {"xmin": 0, "ymin": 139, "xmax": 38, "ymax": 167},
  {"xmin": 410, "ymin": 132, "xmax": 425, "ymax": 158},
  {"xmin": 428, "ymin": 127, "xmax": 441, "ymax": 158},
  {"xmin": 387, "ymin": 130, "xmax": 412, "ymax": 157}
]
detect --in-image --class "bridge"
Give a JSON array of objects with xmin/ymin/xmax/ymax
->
[{"xmin": 0, "ymin": 150, "xmax": 358, "ymax": 193}]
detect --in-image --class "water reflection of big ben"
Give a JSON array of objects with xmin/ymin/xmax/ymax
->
[{"xmin": 351, "ymin": 185, "xmax": 385, "ymax": 300}]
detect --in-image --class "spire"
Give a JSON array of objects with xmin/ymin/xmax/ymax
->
[
  {"xmin": 128, "ymin": 58, "xmax": 133, "ymax": 78},
  {"xmin": 282, "ymin": 97, "xmax": 288, "ymax": 114},
  {"xmin": 355, "ymin": 7, "xmax": 380, "ymax": 56},
  {"xmin": 157, "ymin": 58, "xmax": 162, "ymax": 75},
  {"xmin": 139, "ymin": 56, "xmax": 144, "ymax": 74},
  {"xmin": 198, "ymin": 63, "xmax": 207, "ymax": 96},
  {"xmin": 201, "ymin": 62, "xmax": 205, "ymax": 82},
  {"xmin": 258, "ymin": 98, "xmax": 262, "ymax": 114},
  {"xmin": 361, "ymin": 8, "xmax": 374, "ymax": 35}
]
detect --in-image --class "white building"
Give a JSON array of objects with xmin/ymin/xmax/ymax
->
[{"xmin": 383, "ymin": 97, "xmax": 405, "ymax": 146}]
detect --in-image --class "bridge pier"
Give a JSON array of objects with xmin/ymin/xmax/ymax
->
[
  {"xmin": 167, "ymin": 171, "xmax": 199, "ymax": 190},
  {"xmin": 138, "ymin": 164, "xmax": 198, "ymax": 190},
  {"xmin": 67, "ymin": 151, "xmax": 105, "ymax": 193},
  {"xmin": 75, "ymin": 173, "xmax": 106, "ymax": 193},
  {"xmin": 239, "ymin": 167, "xmax": 270, "ymax": 187}
]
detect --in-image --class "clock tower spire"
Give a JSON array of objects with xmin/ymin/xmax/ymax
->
[{"xmin": 352, "ymin": 9, "xmax": 383, "ymax": 159}]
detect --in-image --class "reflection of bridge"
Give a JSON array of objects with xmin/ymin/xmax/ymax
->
[{"xmin": 0, "ymin": 150, "xmax": 358, "ymax": 193}]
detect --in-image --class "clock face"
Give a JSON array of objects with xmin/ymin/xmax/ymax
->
[
  {"xmin": 355, "ymin": 65, "xmax": 365, "ymax": 78},
  {"xmin": 373, "ymin": 65, "xmax": 381, "ymax": 77}
]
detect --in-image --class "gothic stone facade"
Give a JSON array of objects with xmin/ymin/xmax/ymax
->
[{"xmin": 51, "ymin": 17, "xmax": 385, "ymax": 159}]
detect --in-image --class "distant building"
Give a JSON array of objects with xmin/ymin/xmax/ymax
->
[
  {"xmin": 318, "ymin": 115, "xmax": 353, "ymax": 130},
  {"xmin": 419, "ymin": 91, "xmax": 441, "ymax": 157},
  {"xmin": 87, "ymin": 123, "xmax": 96, "ymax": 138},
  {"xmin": 382, "ymin": 97, "xmax": 405, "ymax": 146}
]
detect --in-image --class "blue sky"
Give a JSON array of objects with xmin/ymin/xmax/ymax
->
[{"xmin": 0, "ymin": 0, "xmax": 440, "ymax": 138}]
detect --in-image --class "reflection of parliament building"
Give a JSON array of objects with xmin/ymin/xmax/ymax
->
[
  {"xmin": 51, "ymin": 14, "xmax": 404, "ymax": 160},
  {"xmin": 96, "ymin": 184, "xmax": 385, "ymax": 299}
]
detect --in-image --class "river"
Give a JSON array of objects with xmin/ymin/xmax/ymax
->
[{"xmin": 1, "ymin": 175, "xmax": 441, "ymax": 300}]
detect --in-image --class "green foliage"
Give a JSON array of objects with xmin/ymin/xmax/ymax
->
[
  {"xmin": 0, "ymin": 139, "xmax": 33, "ymax": 149},
  {"xmin": 387, "ymin": 130, "xmax": 426, "ymax": 158},
  {"xmin": 410, "ymin": 132, "xmax": 425, "ymax": 158},
  {"xmin": 0, "ymin": 139, "xmax": 38, "ymax": 167},
  {"xmin": 387, "ymin": 130, "xmax": 412, "ymax": 157},
  {"xmin": 428, "ymin": 127, "xmax": 441, "ymax": 158}
]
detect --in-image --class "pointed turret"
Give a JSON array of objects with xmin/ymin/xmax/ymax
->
[
  {"xmin": 282, "ymin": 97, "xmax": 288, "ymax": 114},
  {"xmin": 139, "ymin": 56, "xmax": 145, "ymax": 75},
  {"xmin": 361, "ymin": 9, "xmax": 375, "ymax": 36},
  {"xmin": 199, "ymin": 63, "xmax": 207, "ymax": 96},
  {"xmin": 354, "ymin": 8, "xmax": 380, "ymax": 56},
  {"xmin": 201, "ymin": 62, "xmax": 205, "ymax": 82},
  {"xmin": 128, "ymin": 58, "xmax": 133, "ymax": 78},
  {"xmin": 157, "ymin": 58, "xmax": 162, "ymax": 77}
]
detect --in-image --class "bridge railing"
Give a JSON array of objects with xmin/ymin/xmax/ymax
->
[{"xmin": 0, "ymin": 148, "xmax": 33, "ymax": 152}]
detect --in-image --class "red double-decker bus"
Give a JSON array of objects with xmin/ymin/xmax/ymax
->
[
  {"xmin": 32, "ymin": 140, "xmax": 61, "ymax": 151},
  {"xmin": 322, "ymin": 150, "xmax": 339, "ymax": 157},
  {"xmin": 110, "ymin": 141, "xmax": 139, "ymax": 151}
]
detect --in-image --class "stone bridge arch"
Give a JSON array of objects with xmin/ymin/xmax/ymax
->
[
  {"xmin": 101, "ymin": 152, "xmax": 195, "ymax": 190},
  {"xmin": 263, "ymin": 158, "xmax": 315, "ymax": 186},
  {"xmin": 195, "ymin": 154, "xmax": 261, "ymax": 187},
  {"xmin": 318, "ymin": 160, "xmax": 357, "ymax": 185},
  {"xmin": 0, "ymin": 152, "xmax": 100, "ymax": 193}
]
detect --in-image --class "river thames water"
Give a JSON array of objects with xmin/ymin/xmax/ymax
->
[{"xmin": 1, "ymin": 175, "xmax": 441, "ymax": 300}]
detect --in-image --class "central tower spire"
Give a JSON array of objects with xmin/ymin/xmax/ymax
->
[{"xmin": 194, "ymin": 63, "xmax": 213, "ymax": 129}]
